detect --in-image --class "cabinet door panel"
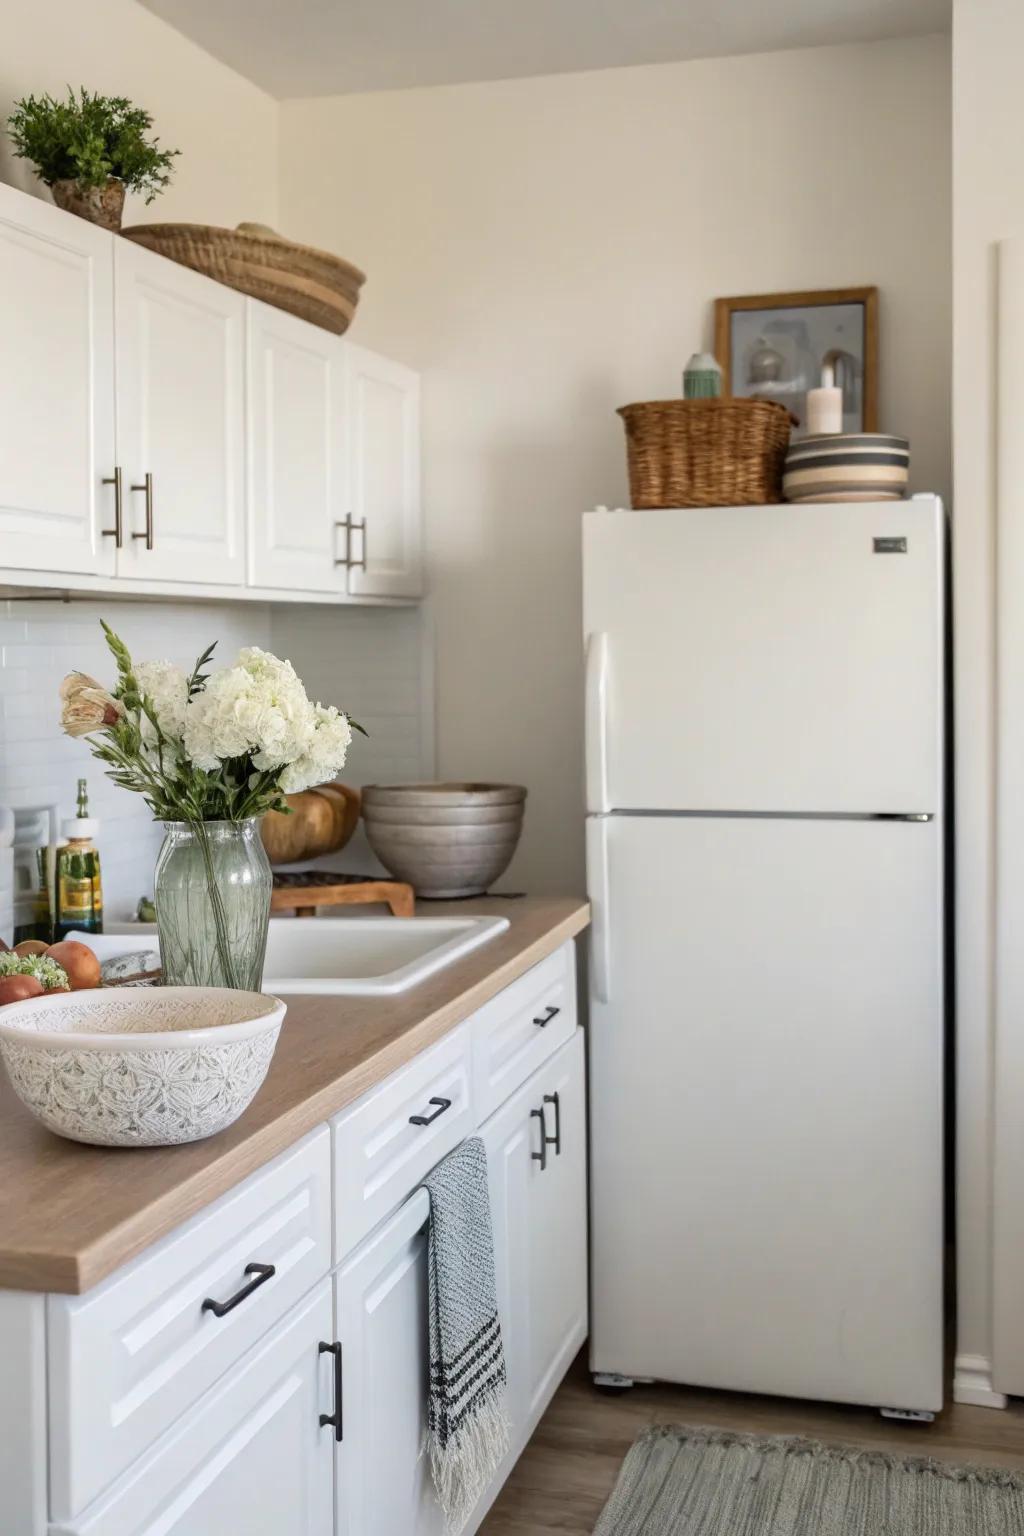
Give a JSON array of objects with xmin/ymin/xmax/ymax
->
[
  {"xmin": 115, "ymin": 241, "xmax": 245, "ymax": 584},
  {"xmin": 480, "ymin": 1064, "xmax": 535, "ymax": 1440},
  {"xmin": 344, "ymin": 343, "xmax": 421, "ymax": 597},
  {"xmin": 248, "ymin": 303, "xmax": 346, "ymax": 592},
  {"xmin": 524, "ymin": 1030, "xmax": 588, "ymax": 1421},
  {"xmin": 335, "ymin": 1188, "xmax": 446, "ymax": 1536},
  {"xmin": 0, "ymin": 184, "xmax": 115, "ymax": 576},
  {"xmin": 479, "ymin": 1029, "xmax": 588, "ymax": 1441},
  {"xmin": 57, "ymin": 1281, "xmax": 333, "ymax": 1536}
]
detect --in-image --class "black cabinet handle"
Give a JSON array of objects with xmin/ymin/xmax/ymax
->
[
  {"xmin": 409, "ymin": 1096, "xmax": 452, "ymax": 1127},
  {"xmin": 319, "ymin": 1341, "xmax": 343, "ymax": 1440},
  {"xmin": 201, "ymin": 1262, "xmax": 275, "ymax": 1318},
  {"xmin": 530, "ymin": 1107, "xmax": 547, "ymax": 1172},
  {"xmin": 543, "ymin": 1090, "xmax": 562, "ymax": 1156},
  {"xmin": 532, "ymin": 1004, "xmax": 560, "ymax": 1028}
]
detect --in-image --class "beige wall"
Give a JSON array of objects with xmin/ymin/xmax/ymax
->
[
  {"xmin": 951, "ymin": 0, "xmax": 1024, "ymax": 1406},
  {"xmin": 280, "ymin": 35, "xmax": 951, "ymax": 895},
  {"xmin": 0, "ymin": 0, "xmax": 278, "ymax": 226}
]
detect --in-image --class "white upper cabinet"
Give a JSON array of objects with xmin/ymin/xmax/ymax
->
[
  {"xmin": 247, "ymin": 302, "xmax": 347, "ymax": 593},
  {"xmin": 343, "ymin": 342, "xmax": 422, "ymax": 598},
  {"xmin": 114, "ymin": 240, "xmax": 246, "ymax": 585},
  {"xmin": 0, "ymin": 184, "xmax": 422, "ymax": 602},
  {"xmin": 0, "ymin": 184, "xmax": 116, "ymax": 577}
]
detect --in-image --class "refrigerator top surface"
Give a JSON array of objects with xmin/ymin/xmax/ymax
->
[{"xmin": 582, "ymin": 497, "xmax": 944, "ymax": 817}]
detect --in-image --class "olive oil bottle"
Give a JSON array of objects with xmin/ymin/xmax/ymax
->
[{"xmin": 55, "ymin": 779, "xmax": 103, "ymax": 939}]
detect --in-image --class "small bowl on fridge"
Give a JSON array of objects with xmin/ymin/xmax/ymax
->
[{"xmin": 0, "ymin": 986, "xmax": 285, "ymax": 1147}]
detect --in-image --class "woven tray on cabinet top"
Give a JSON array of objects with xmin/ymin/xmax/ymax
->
[{"xmin": 121, "ymin": 221, "xmax": 366, "ymax": 336}]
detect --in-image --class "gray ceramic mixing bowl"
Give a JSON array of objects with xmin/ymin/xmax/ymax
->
[{"xmin": 361, "ymin": 782, "xmax": 527, "ymax": 898}]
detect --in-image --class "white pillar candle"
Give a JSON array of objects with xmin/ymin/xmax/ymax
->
[{"xmin": 806, "ymin": 385, "xmax": 843, "ymax": 435}]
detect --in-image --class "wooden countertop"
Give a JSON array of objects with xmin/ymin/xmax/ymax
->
[{"xmin": 0, "ymin": 896, "xmax": 589, "ymax": 1295}]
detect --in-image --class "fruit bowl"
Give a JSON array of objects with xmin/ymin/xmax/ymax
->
[{"xmin": 0, "ymin": 987, "xmax": 285, "ymax": 1147}]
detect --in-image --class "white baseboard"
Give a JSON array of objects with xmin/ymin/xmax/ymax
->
[{"xmin": 953, "ymin": 1354, "xmax": 1009, "ymax": 1409}]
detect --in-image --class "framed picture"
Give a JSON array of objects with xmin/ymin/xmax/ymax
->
[{"xmin": 714, "ymin": 287, "xmax": 878, "ymax": 437}]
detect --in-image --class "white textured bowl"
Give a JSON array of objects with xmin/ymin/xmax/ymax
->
[{"xmin": 0, "ymin": 987, "xmax": 285, "ymax": 1147}]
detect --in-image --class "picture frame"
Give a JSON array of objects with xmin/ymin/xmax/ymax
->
[{"xmin": 713, "ymin": 287, "xmax": 878, "ymax": 437}]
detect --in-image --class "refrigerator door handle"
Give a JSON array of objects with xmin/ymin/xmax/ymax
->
[
  {"xmin": 587, "ymin": 816, "xmax": 611, "ymax": 1003},
  {"xmin": 585, "ymin": 631, "xmax": 610, "ymax": 814}
]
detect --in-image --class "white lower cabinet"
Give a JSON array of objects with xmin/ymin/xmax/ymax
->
[
  {"xmin": 55, "ymin": 1279, "xmax": 334, "ymax": 1536},
  {"xmin": 333, "ymin": 1027, "xmax": 588, "ymax": 1536},
  {"xmin": 335, "ymin": 1187, "xmax": 445, "ymax": 1536},
  {"xmin": 25, "ymin": 942, "xmax": 585, "ymax": 1536},
  {"xmin": 482, "ymin": 1030, "xmax": 588, "ymax": 1436}
]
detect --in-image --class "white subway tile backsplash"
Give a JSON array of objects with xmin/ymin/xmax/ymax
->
[{"xmin": 0, "ymin": 597, "xmax": 432, "ymax": 923}]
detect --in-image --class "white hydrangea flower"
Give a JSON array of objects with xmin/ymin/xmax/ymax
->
[
  {"xmin": 135, "ymin": 660, "xmax": 189, "ymax": 744},
  {"xmin": 279, "ymin": 704, "xmax": 353, "ymax": 793},
  {"xmin": 180, "ymin": 648, "xmax": 348, "ymax": 776}
]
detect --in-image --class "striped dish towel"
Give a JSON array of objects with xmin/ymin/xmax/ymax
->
[{"xmin": 422, "ymin": 1136, "xmax": 511, "ymax": 1530}]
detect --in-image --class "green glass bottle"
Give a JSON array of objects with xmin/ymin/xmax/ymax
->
[{"xmin": 55, "ymin": 779, "xmax": 103, "ymax": 940}]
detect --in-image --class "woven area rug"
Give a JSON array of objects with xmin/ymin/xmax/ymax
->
[{"xmin": 593, "ymin": 1425, "xmax": 1024, "ymax": 1535}]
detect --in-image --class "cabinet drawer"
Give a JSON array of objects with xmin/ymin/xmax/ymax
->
[
  {"xmin": 49, "ymin": 1128, "xmax": 332, "ymax": 1521},
  {"xmin": 333, "ymin": 1022, "xmax": 473, "ymax": 1261},
  {"xmin": 472, "ymin": 941, "xmax": 577, "ymax": 1122}
]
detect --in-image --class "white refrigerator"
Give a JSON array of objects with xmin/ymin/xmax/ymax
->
[{"xmin": 583, "ymin": 497, "xmax": 945, "ymax": 1415}]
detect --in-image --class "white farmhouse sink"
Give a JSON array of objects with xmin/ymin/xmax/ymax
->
[
  {"xmin": 99, "ymin": 914, "xmax": 510, "ymax": 996},
  {"xmin": 262, "ymin": 914, "xmax": 509, "ymax": 994}
]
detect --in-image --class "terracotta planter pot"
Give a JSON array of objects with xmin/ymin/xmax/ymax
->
[{"xmin": 51, "ymin": 178, "xmax": 126, "ymax": 232}]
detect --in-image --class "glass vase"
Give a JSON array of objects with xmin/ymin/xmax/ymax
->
[{"xmin": 154, "ymin": 820, "xmax": 272, "ymax": 991}]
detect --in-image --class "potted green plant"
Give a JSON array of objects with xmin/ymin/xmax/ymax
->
[{"xmin": 7, "ymin": 87, "xmax": 179, "ymax": 231}]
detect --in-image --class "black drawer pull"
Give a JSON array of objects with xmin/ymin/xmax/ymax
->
[
  {"xmin": 202, "ymin": 1262, "xmax": 275, "ymax": 1317},
  {"xmin": 543, "ymin": 1090, "xmax": 562, "ymax": 1156},
  {"xmin": 319, "ymin": 1340, "xmax": 343, "ymax": 1440},
  {"xmin": 409, "ymin": 1095, "xmax": 452, "ymax": 1127},
  {"xmin": 530, "ymin": 1107, "xmax": 547, "ymax": 1172},
  {"xmin": 533, "ymin": 1004, "xmax": 560, "ymax": 1028}
]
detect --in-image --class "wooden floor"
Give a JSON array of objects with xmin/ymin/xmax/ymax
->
[{"xmin": 480, "ymin": 1352, "xmax": 1024, "ymax": 1534}]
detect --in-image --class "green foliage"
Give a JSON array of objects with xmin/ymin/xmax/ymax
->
[{"xmin": 7, "ymin": 87, "xmax": 179, "ymax": 202}]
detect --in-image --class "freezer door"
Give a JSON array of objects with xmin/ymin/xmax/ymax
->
[
  {"xmin": 587, "ymin": 812, "xmax": 944, "ymax": 1411},
  {"xmin": 583, "ymin": 501, "xmax": 943, "ymax": 814}
]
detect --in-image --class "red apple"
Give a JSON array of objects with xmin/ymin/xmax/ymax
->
[{"xmin": 0, "ymin": 974, "xmax": 45, "ymax": 1005}]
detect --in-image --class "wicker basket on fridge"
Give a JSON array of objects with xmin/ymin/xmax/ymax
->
[{"xmin": 618, "ymin": 398, "xmax": 793, "ymax": 508}]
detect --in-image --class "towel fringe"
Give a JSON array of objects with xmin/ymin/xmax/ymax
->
[{"xmin": 429, "ymin": 1386, "xmax": 511, "ymax": 1533}]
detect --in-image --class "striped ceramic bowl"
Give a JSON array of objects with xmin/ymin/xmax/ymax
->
[{"xmin": 783, "ymin": 433, "xmax": 910, "ymax": 503}]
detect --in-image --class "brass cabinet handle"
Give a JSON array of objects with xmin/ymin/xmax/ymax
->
[
  {"xmin": 334, "ymin": 514, "xmax": 352, "ymax": 568},
  {"xmin": 131, "ymin": 473, "xmax": 154, "ymax": 549},
  {"xmin": 101, "ymin": 467, "xmax": 123, "ymax": 547}
]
